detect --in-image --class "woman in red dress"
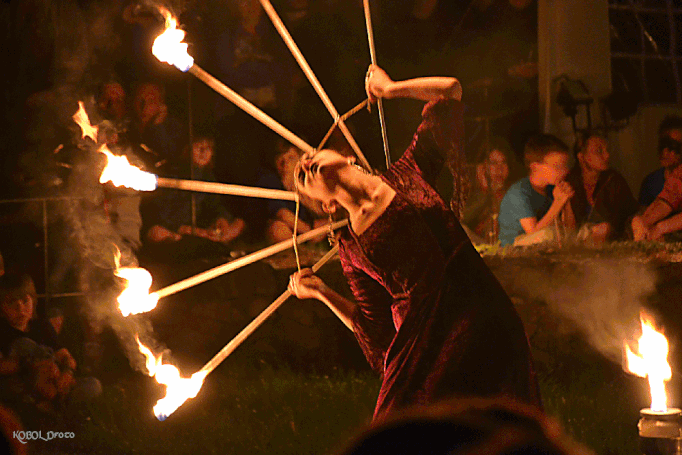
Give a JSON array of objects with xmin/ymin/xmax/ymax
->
[{"xmin": 288, "ymin": 65, "xmax": 540, "ymax": 421}]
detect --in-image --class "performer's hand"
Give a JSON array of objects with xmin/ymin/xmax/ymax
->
[
  {"xmin": 288, "ymin": 268, "xmax": 326, "ymax": 301},
  {"xmin": 365, "ymin": 64, "xmax": 393, "ymax": 102}
]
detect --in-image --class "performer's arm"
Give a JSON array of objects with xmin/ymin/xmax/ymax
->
[
  {"xmin": 366, "ymin": 65, "xmax": 462, "ymax": 102},
  {"xmin": 289, "ymin": 269, "xmax": 355, "ymax": 331}
]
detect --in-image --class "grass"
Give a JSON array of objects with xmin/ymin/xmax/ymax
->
[{"xmin": 22, "ymin": 338, "xmax": 652, "ymax": 455}]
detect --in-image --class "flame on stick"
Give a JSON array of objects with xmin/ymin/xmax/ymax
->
[
  {"xmin": 99, "ymin": 146, "xmax": 158, "ymax": 191},
  {"xmin": 113, "ymin": 248, "xmax": 159, "ymax": 317},
  {"xmin": 72, "ymin": 101, "xmax": 98, "ymax": 142},
  {"xmin": 136, "ymin": 336, "xmax": 206, "ymax": 420},
  {"xmin": 152, "ymin": 8, "xmax": 194, "ymax": 72}
]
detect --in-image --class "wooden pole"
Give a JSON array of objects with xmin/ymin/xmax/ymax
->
[
  {"xmin": 187, "ymin": 64, "xmax": 314, "ymax": 154},
  {"xmin": 258, "ymin": 0, "xmax": 371, "ymax": 170},
  {"xmin": 362, "ymin": 0, "xmax": 391, "ymax": 168},
  {"xmin": 154, "ymin": 220, "xmax": 347, "ymax": 299},
  {"xmin": 199, "ymin": 244, "xmax": 339, "ymax": 375},
  {"xmin": 156, "ymin": 177, "xmax": 296, "ymax": 200}
]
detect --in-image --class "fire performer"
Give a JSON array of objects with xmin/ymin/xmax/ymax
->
[{"xmin": 288, "ymin": 65, "xmax": 541, "ymax": 421}]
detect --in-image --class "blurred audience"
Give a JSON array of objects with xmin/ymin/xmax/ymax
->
[
  {"xmin": 141, "ymin": 136, "xmax": 245, "ymax": 261},
  {"xmin": 0, "ymin": 273, "xmax": 100, "ymax": 416},
  {"xmin": 498, "ymin": 134, "xmax": 572, "ymax": 247},
  {"xmin": 632, "ymin": 136, "xmax": 682, "ymax": 241},
  {"xmin": 564, "ymin": 131, "xmax": 638, "ymax": 244},
  {"xmin": 638, "ymin": 115, "xmax": 682, "ymax": 207},
  {"xmin": 462, "ymin": 137, "xmax": 519, "ymax": 243},
  {"xmin": 130, "ymin": 81, "xmax": 185, "ymax": 171}
]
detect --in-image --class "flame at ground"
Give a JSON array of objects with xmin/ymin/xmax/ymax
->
[
  {"xmin": 136, "ymin": 337, "xmax": 207, "ymax": 421},
  {"xmin": 113, "ymin": 248, "xmax": 159, "ymax": 317},
  {"xmin": 99, "ymin": 146, "xmax": 157, "ymax": 191},
  {"xmin": 625, "ymin": 313, "xmax": 672, "ymax": 412},
  {"xmin": 72, "ymin": 101, "xmax": 98, "ymax": 142},
  {"xmin": 152, "ymin": 8, "xmax": 194, "ymax": 72}
]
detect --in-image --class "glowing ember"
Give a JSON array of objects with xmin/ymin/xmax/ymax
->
[
  {"xmin": 625, "ymin": 313, "xmax": 673, "ymax": 412},
  {"xmin": 136, "ymin": 336, "xmax": 207, "ymax": 421},
  {"xmin": 99, "ymin": 146, "xmax": 158, "ymax": 191},
  {"xmin": 113, "ymin": 248, "xmax": 159, "ymax": 317},
  {"xmin": 72, "ymin": 101, "xmax": 98, "ymax": 142},
  {"xmin": 152, "ymin": 9, "xmax": 194, "ymax": 72}
]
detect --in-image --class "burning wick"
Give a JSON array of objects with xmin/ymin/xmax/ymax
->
[
  {"xmin": 72, "ymin": 101, "xmax": 98, "ymax": 142},
  {"xmin": 136, "ymin": 336, "xmax": 206, "ymax": 420},
  {"xmin": 113, "ymin": 248, "xmax": 159, "ymax": 317},
  {"xmin": 99, "ymin": 146, "xmax": 158, "ymax": 192},
  {"xmin": 152, "ymin": 8, "xmax": 194, "ymax": 72},
  {"xmin": 625, "ymin": 313, "xmax": 673, "ymax": 412}
]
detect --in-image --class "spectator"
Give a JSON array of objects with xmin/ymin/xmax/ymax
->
[
  {"xmin": 141, "ymin": 136, "xmax": 245, "ymax": 261},
  {"xmin": 130, "ymin": 81, "xmax": 185, "ymax": 171},
  {"xmin": 498, "ymin": 134, "xmax": 573, "ymax": 246},
  {"xmin": 564, "ymin": 131, "xmax": 638, "ymax": 243},
  {"xmin": 256, "ymin": 140, "xmax": 326, "ymax": 243},
  {"xmin": 97, "ymin": 82, "xmax": 143, "ymax": 251},
  {"xmin": 462, "ymin": 138, "xmax": 518, "ymax": 243},
  {"xmin": 632, "ymin": 136, "xmax": 682, "ymax": 241},
  {"xmin": 212, "ymin": 0, "xmax": 290, "ymax": 118},
  {"xmin": 638, "ymin": 115, "xmax": 682, "ymax": 207},
  {"xmin": 0, "ymin": 273, "xmax": 100, "ymax": 414}
]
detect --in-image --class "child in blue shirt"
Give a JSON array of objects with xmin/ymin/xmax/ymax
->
[{"xmin": 498, "ymin": 134, "xmax": 573, "ymax": 246}]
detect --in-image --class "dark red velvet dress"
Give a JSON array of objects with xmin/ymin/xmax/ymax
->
[{"xmin": 338, "ymin": 98, "xmax": 541, "ymax": 421}]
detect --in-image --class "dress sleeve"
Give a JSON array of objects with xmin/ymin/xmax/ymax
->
[
  {"xmin": 408, "ymin": 98, "xmax": 466, "ymax": 188},
  {"xmin": 340, "ymin": 252, "xmax": 396, "ymax": 374}
]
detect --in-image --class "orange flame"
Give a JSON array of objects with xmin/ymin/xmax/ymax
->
[
  {"xmin": 152, "ymin": 8, "xmax": 194, "ymax": 72},
  {"xmin": 136, "ymin": 336, "xmax": 207, "ymax": 421},
  {"xmin": 99, "ymin": 145, "xmax": 158, "ymax": 191},
  {"xmin": 625, "ymin": 313, "xmax": 672, "ymax": 411},
  {"xmin": 113, "ymin": 248, "xmax": 159, "ymax": 317},
  {"xmin": 72, "ymin": 101, "xmax": 98, "ymax": 142}
]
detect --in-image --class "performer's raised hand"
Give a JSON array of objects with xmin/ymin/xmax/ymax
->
[
  {"xmin": 365, "ymin": 64, "xmax": 393, "ymax": 103},
  {"xmin": 288, "ymin": 268, "xmax": 327, "ymax": 301}
]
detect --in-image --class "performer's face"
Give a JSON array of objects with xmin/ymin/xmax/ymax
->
[{"xmin": 294, "ymin": 149, "xmax": 349, "ymax": 201}]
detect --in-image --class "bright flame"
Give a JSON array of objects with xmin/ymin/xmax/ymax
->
[
  {"xmin": 136, "ymin": 336, "xmax": 207, "ymax": 421},
  {"xmin": 152, "ymin": 9, "xmax": 194, "ymax": 72},
  {"xmin": 113, "ymin": 248, "xmax": 159, "ymax": 317},
  {"xmin": 72, "ymin": 101, "xmax": 98, "ymax": 142},
  {"xmin": 99, "ymin": 145, "xmax": 158, "ymax": 191},
  {"xmin": 625, "ymin": 313, "xmax": 672, "ymax": 412}
]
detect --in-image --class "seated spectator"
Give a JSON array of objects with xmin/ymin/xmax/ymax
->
[
  {"xmin": 0, "ymin": 273, "xmax": 100, "ymax": 414},
  {"xmin": 462, "ymin": 138, "xmax": 518, "ymax": 243},
  {"xmin": 141, "ymin": 136, "xmax": 245, "ymax": 261},
  {"xmin": 564, "ymin": 131, "xmax": 638, "ymax": 243},
  {"xmin": 632, "ymin": 136, "xmax": 682, "ymax": 241},
  {"xmin": 638, "ymin": 115, "xmax": 682, "ymax": 207},
  {"xmin": 129, "ymin": 81, "xmax": 185, "ymax": 171},
  {"xmin": 256, "ymin": 140, "xmax": 326, "ymax": 243},
  {"xmin": 498, "ymin": 134, "xmax": 573, "ymax": 247},
  {"xmin": 96, "ymin": 83, "xmax": 143, "ymax": 251}
]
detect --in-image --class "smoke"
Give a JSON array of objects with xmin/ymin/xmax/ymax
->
[
  {"xmin": 508, "ymin": 258, "xmax": 657, "ymax": 364},
  {"xmin": 8, "ymin": 1, "xmax": 195, "ymax": 374}
]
